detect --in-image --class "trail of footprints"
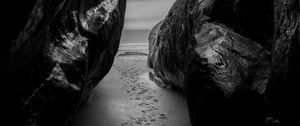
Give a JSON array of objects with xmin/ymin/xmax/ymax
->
[{"xmin": 113, "ymin": 56, "xmax": 168, "ymax": 126}]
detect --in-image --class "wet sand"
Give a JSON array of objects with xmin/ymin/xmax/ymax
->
[{"xmin": 70, "ymin": 43, "xmax": 191, "ymax": 126}]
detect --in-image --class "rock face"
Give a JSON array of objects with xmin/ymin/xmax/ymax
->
[
  {"xmin": 0, "ymin": 0, "xmax": 126, "ymax": 125},
  {"xmin": 266, "ymin": 0, "xmax": 300, "ymax": 125},
  {"xmin": 148, "ymin": 20, "xmax": 163, "ymax": 69},
  {"xmin": 148, "ymin": 0, "xmax": 299, "ymax": 125},
  {"xmin": 149, "ymin": 0, "xmax": 269, "ymax": 93}
]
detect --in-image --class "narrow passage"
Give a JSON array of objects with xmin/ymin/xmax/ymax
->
[{"xmin": 70, "ymin": 43, "xmax": 191, "ymax": 126}]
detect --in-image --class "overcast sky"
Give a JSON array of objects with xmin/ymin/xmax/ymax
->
[{"xmin": 124, "ymin": 0, "xmax": 175, "ymax": 30}]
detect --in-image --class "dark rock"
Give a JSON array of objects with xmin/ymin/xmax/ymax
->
[
  {"xmin": 205, "ymin": 0, "xmax": 274, "ymax": 50},
  {"xmin": 0, "ymin": 0, "xmax": 126, "ymax": 125},
  {"xmin": 266, "ymin": 0, "xmax": 300, "ymax": 125},
  {"xmin": 148, "ymin": 20, "xmax": 163, "ymax": 69},
  {"xmin": 232, "ymin": 0, "xmax": 274, "ymax": 51},
  {"xmin": 147, "ymin": 0, "xmax": 278, "ymax": 125},
  {"xmin": 149, "ymin": 0, "xmax": 300, "ymax": 125},
  {"xmin": 186, "ymin": 23, "xmax": 269, "ymax": 126},
  {"xmin": 148, "ymin": 0, "xmax": 269, "ymax": 91}
]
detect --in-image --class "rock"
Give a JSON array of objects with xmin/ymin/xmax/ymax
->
[
  {"xmin": 148, "ymin": 20, "xmax": 163, "ymax": 69},
  {"xmin": 206, "ymin": 0, "xmax": 274, "ymax": 50},
  {"xmin": 266, "ymin": 0, "xmax": 300, "ymax": 125},
  {"xmin": 149, "ymin": 0, "xmax": 300, "ymax": 125},
  {"xmin": 148, "ymin": 0, "xmax": 272, "ymax": 125},
  {"xmin": 0, "ymin": 0, "xmax": 126, "ymax": 125},
  {"xmin": 148, "ymin": 0, "xmax": 269, "ymax": 91},
  {"xmin": 231, "ymin": 0, "xmax": 274, "ymax": 50},
  {"xmin": 186, "ymin": 23, "xmax": 269, "ymax": 126}
]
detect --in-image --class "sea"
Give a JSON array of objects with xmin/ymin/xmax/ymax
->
[{"xmin": 120, "ymin": 29, "xmax": 151, "ymax": 44}]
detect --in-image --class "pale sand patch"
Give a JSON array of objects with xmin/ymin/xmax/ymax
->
[{"xmin": 70, "ymin": 43, "xmax": 191, "ymax": 126}]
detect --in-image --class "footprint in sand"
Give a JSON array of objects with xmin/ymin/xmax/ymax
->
[{"xmin": 113, "ymin": 54, "xmax": 170, "ymax": 126}]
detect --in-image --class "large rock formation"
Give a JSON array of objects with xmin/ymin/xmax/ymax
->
[
  {"xmin": 266, "ymin": 0, "xmax": 300, "ymax": 125},
  {"xmin": 148, "ymin": 0, "xmax": 299, "ymax": 125},
  {"xmin": 0, "ymin": 0, "xmax": 126, "ymax": 125}
]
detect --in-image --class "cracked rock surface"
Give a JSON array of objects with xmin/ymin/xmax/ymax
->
[
  {"xmin": 0, "ymin": 0, "xmax": 126, "ymax": 125},
  {"xmin": 148, "ymin": 0, "xmax": 299, "ymax": 125}
]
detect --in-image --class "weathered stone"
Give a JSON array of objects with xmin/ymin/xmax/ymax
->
[
  {"xmin": 147, "ymin": 0, "xmax": 279, "ymax": 125},
  {"xmin": 186, "ymin": 22, "xmax": 269, "ymax": 126},
  {"xmin": 149, "ymin": 0, "xmax": 269, "ymax": 91},
  {"xmin": 148, "ymin": 20, "xmax": 163, "ymax": 69},
  {"xmin": 266, "ymin": 0, "xmax": 300, "ymax": 125},
  {"xmin": 0, "ymin": 0, "xmax": 126, "ymax": 125}
]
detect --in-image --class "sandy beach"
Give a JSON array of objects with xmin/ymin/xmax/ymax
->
[{"xmin": 69, "ymin": 41, "xmax": 191, "ymax": 126}]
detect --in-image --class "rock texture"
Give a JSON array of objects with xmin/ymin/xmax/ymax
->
[
  {"xmin": 148, "ymin": 0, "xmax": 269, "ymax": 92},
  {"xmin": 266, "ymin": 0, "xmax": 300, "ymax": 125},
  {"xmin": 0, "ymin": 0, "xmax": 126, "ymax": 125},
  {"xmin": 148, "ymin": 0, "xmax": 299, "ymax": 125},
  {"xmin": 148, "ymin": 20, "xmax": 163, "ymax": 69}
]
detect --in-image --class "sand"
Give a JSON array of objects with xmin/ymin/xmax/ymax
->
[{"xmin": 69, "ymin": 43, "xmax": 191, "ymax": 126}]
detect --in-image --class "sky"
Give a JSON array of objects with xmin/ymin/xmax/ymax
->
[{"xmin": 124, "ymin": 0, "xmax": 175, "ymax": 30}]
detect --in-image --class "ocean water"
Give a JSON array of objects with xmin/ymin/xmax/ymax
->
[
  {"xmin": 120, "ymin": 0, "xmax": 175, "ymax": 44},
  {"xmin": 120, "ymin": 29, "xmax": 151, "ymax": 44}
]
